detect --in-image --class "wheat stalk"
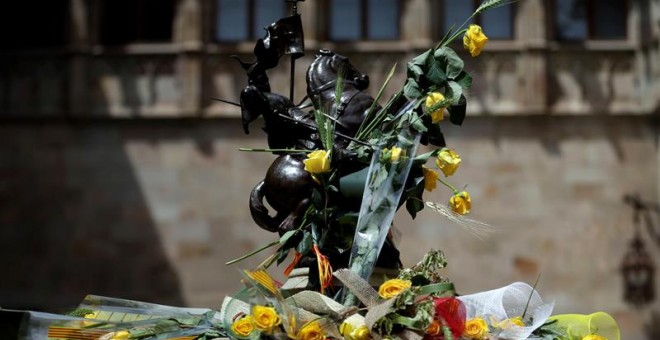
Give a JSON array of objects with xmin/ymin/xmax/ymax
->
[{"xmin": 474, "ymin": 0, "xmax": 519, "ymax": 16}]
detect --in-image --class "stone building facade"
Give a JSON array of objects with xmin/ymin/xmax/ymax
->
[{"xmin": 0, "ymin": 1, "xmax": 659, "ymax": 339}]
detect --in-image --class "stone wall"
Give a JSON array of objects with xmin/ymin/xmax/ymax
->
[
  {"xmin": 0, "ymin": 0, "xmax": 659, "ymax": 339},
  {"xmin": 0, "ymin": 115, "xmax": 657, "ymax": 338}
]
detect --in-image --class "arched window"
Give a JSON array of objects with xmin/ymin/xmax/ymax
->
[
  {"xmin": 554, "ymin": 0, "xmax": 627, "ymax": 41},
  {"xmin": 100, "ymin": 0, "xmax": 175, "ymax": 45},
  {"xmin": 434, "ymin": 0, "xmax": 514, "ymax": 41},
  {"xmin": 215, "ymin": 0, "xmax": 287, "ymax": 42},
  {"xmin": 0, "ymin": 1, "xmax": 68, "ymax": 49},
  {"xmin": 326, "ymin": 0, "xmax": 400, "ymax": 41}
]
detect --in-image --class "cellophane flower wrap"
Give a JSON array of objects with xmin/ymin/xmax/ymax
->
[{"xmin": 344, "ymin": 100, "xmax": 422, "ymax": 305}]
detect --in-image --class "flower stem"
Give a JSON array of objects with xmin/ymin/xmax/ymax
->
[
  {"xmin": 437, "ymin": 178, "xmax": 459, "ymax": 194},
  {"xmin": 522, "ymin": 274, "xmax": 541, "ymax": 320},
  {"xmin": 257, "ymin": 253, "xmax": 278, "ymax": 270},
  {"xmin": 225, "ymin": 240, "xmax": 279, "ymax": 265},
  {"xmin": 239, "ymin": 148, "xmax": 312, "ymax": 153},
  {"xmin": 440, "ymin": 28, "xmax": 468, "ymax": 48}
]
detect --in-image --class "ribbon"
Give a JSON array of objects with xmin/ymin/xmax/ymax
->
[{"xmin": 548, "ymin": 312, "xmax": 620, "ymax": 340}]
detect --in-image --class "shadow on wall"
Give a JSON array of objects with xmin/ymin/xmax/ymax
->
[
  {"xmin": 646, "ymin": 310, "xmax": 660, "ymax": 339},
  {"xmin": 0, "ymin": 0, "xmax": 185, "ymax": 309},
  {"xmin": 0, "ymin": 123, "xmax": 184, "ymax": 312}
]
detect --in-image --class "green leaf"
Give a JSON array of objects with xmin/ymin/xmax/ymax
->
[
  {"xmin": 175, "ymin": 317, "xmax": 202, "ymax": 327},
  {"xmin": 425, "ymin": 123, "xmax": 446, "ymax": 147},
  {"xmin": 410, "ymin": 49, "xmax": 431, "ymax": 67},
  {"xmin": 446, "ymin": 80, "xmax": 463, "ymax": 105},
  {"xmin": 413, "ymin": 149, "xmax": 441, "ymax": 163},
  {"xmin": 425, "ymin": 54, "xmax": 447, "ymax": 86},
  {"xmin": 360, "ymin": 63, "xmax": 398, "ymax": 138},
  {"xmin": 448, "ymin": 95, "xmax": 467, "ymax": 126},
  {"xmin": 279, "ymin": 230, "xmax": 299, "ymax": 246},
  {"xmin": 65, "ymin": 308, "xmax": 94, "ymax": 318},
  {"xmin": 154, "ymin": 319, "xmax": 180, "ymax": 334},
  {"xmin": 434, "ymin": 47, "xmax": 464, "ymax": 79},
  {"xmin": 276, "ymin": 248, "xmax": 290, "ymax": 265},
  {"xmin": 296, "ymin": 231, "xmax": 313, "ymax": 255},
  {"xmin": 409, "ymin": 113, "xmax": 427, "ymax": 133},
  {"xmin": 373, "ymin": 316, "xmax": 395, "ymax": 336},
  {"xmin": 130, "ymin": 329, "xmax": 156, "ymax": 338},
  {"xmin": 406, "ymin": 198, "xmax": 425, "ymax": 219},
  {"xmin": 403, "ymin": 79, "xmax": 422, "ymax": 99},
  {"xmin": 311, "ymin": 188, "xmax": 324, "ymax": 209},
  {"xmin": 407, "ymin": 62, "xmax": 424, "ymax": 80},
  {"xmin": 410, "ymin": 274, "xmax": 431, "ymax": 286},
  {"xmin": 454, "ymin": 71, "xmax": 473, "ymax": 89}
]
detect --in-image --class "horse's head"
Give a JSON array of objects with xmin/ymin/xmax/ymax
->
[{"xmin": 306, "ymin": 49, "xmax": 370, "ymax": 99}]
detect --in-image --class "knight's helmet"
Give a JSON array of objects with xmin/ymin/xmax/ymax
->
[{"xmin": 234, "ymin": 13, "xmax": 305, "ymax": 80}]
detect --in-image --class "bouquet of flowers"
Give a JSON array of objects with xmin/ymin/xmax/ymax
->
[
  {"xmin": 6, "ymin": 250, "xmax": 620, "ymax": 340},
  {"xmin": 218, "ymin": 250, "xmax": 620, "ymax": 340}
]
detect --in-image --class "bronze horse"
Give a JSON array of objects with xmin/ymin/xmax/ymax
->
[{"xmin": 244, "ymin": 50, "xmax": 377, "ymax": 234}]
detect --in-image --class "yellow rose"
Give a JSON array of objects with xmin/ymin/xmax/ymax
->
[
  {"xmin": 449, "ymin": 191, "xmax": 471, "ymax": 215},
  {"xmin": 231, "ymin": 315, "xmax": 256, "ymax": 337},
  {"xmin": 81, "ymin": 311, "xmax": 100, "ymax": 326},
  {"xmin": 425, "ymin": 92, "xmax": 448, "ymax": 123},
  {"xmin": 297, "ymin": 321, "xmax": 325, "ymax": 340},
  {"xmin": 303, "ymin": 150, "xmax": 331, "ymax": 174},
  {"xmin": 83, "ymin": 311, "xmax": 99, "ymax": 319},
  {"xmin": 382, "ymin": 146, "xmax": 403, "ymax": 163},
  {"xmin": 351, "ymin": 326, "xmax": 371, "ymax": 340},
  {"xmin": 341, "ymin": 314, "xmax": 370, "ymax": 340},
  {"xmin": 494, "ymin": 316, "xmax": 525, "ymax": 329},
  {"xmin": 378, "ymin": 279, "xmax": 412, "ymax": 299},
  {"xmin": 340, "ymin": 323, "xmax": 371, "ymax": 340},
  {"xmin": 422, "ymin": 166, "xmax": 438, "ymax": 192},
  {"xmin": 251, "ymin": 305, "xmax": 281, "ymax": 332},
  {"xmin": 436, "ymin": 148, "xmax": 461, "ymax": 177},
  {"xmin": 464, "ymin": 317, "xmax": 489, "ymax": 339},
  {"xmin": 582, "ymin": 335, "xmax": 608, "ymax": 340},
  {"xmin": 463, "ymin": 24, "xmax": 489, "ymax": 57},
  {"xmin": 105, "ymin": 331, "xmax": 130, "ymax": 340},
  {"xmin": 426, "ymin": 320, "xmax": 441, "ymax": 336}
]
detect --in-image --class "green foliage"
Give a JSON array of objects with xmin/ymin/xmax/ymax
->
[
  {"xmin": 65, "ymin": 308, "xmax": 94, "ymax": 318},
  {"xmin": 398, "ymin": 249, "xmax": 449, "ymax": 283},
  {"xmin": 531, "ymin": 320, "xmax": 566, "ymax": 340}
]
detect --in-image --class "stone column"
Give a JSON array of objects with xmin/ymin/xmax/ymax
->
[
  {"xmin": 401, "ymin": 0, "xmax": 432, "ymax": 47},
  {"xmin": 175, "ymin": 0, "xmax": 204, "ymax": 116},
  {"xmin": 69, "ymin": 0, "xmax": 90, "ymax": 116},
  {"xmin": 299, "ymin": 0, "xmax": 318, "ymax": 44},
  {"xmin": 518, "ymin": 0, "xmax": 547, "ymax": 114}
]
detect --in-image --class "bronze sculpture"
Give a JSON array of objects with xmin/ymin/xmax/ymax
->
[
  {"xmin": 230, "ymin": 1, "xmax": 451, "ymax": 290},
  {"xmin": 231, "ymin": 8, "xmax": 406, "ymax": 286}
]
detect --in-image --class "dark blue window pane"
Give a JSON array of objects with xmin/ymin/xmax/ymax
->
[
  {"xmin": 443, "ymin": 0, "xmax": 473, "ymax": 34},
  {"xmin": 368, "ymin": 0, "xmax": 398, "ymax": 40},
  {"xmin": 481, "ymin": 4, "xmax": 512, "ymax": 39},
  {"xmin": 594, "ymin": 0, "xmax": 626, "ymax": 38},
  {"xmin": 216, "ymin": 0, "xmax": 248, "ymax": 41},
  {"xmin": 254, "ymin": 0, "xmax": 286, "ymax": 39},
  {"xmin": 555, "ymin": 0, "xmax": 587, "ymax": 40},
  {"xmin": 330, "ymin": 0, "xmax": 361, "ymax": 40}
]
